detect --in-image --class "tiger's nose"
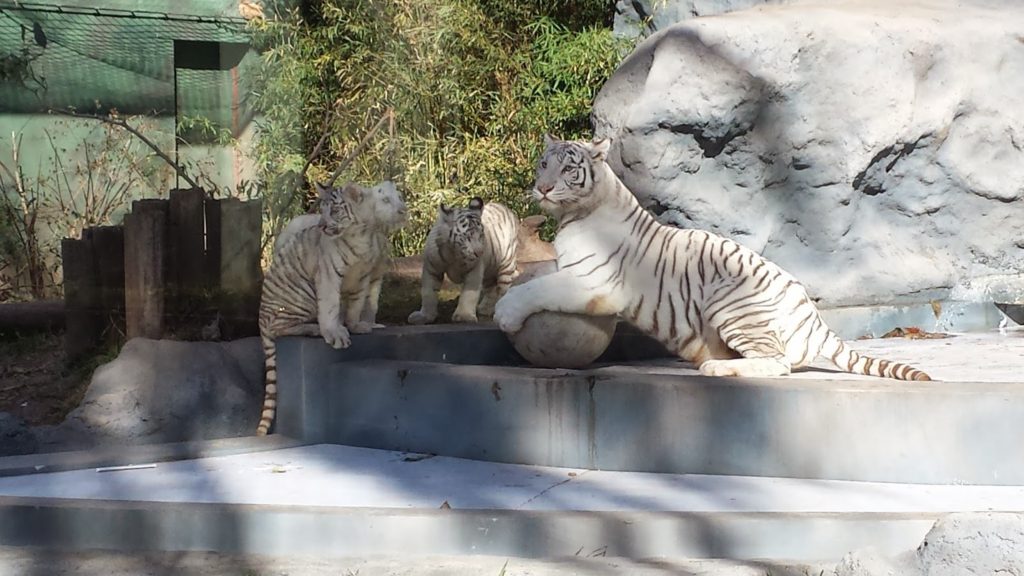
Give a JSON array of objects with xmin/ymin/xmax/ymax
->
[{"xmin": 537, "ymin": 184, "xmax": 553, "ymax": 195}]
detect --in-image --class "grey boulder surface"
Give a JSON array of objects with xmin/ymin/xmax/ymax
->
[
  {"xmin": 835, "ymin": 513, "xmax": 1024, "ymax": 576},
  {"xmin": 35, "ymin": 337, "xmax": 263, "ymax": 452},
  {"xmin": 594, "ymin": 0, "xmax": 1024, "ymax": 307}
]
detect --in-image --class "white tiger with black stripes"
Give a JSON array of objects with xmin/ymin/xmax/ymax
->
[
  {"xmin": 274, "ymin": 180, "xmax": 408, "ymax": 329},
  {"xmin": 256, "ymin": 181, "xmax": 406, "ymax": 435},
  {"xmin": 494, "ymin": 135, "xmax": 931, "ymax": 381},
  {"xmin": 408, "ymin": 197, "xmax": 520, "ymax": 324}
]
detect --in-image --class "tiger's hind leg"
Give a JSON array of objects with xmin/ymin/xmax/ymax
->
[
  {"xmin": 477, "ymin": 267, "xmax": 514, "ymax": 317},
  {"xmin": 698, "ymin": 323, "xmax": 792, "ymax": 378},
  {"xmin": 360, "ymin": 275, "xmax": 387, "ymax": 329},
  {"xmin": 477, "ymin": 286, "xmax": 499, "ymax": 317}
]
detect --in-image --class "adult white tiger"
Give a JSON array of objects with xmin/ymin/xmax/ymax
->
[
  {"xmin": 274, "ymin": 180, "xmax": 408, "ymax": 328},
  {"xmin": 494, "ymin": 135, "xmax": 931, "ymax": 381},
  {"xmin": 408, "ymin": 197, "xmax": 519, "ymax": 324},
  {"xmin": 256, "ymin": 180, "xmax": 405, "ymax": 436}
]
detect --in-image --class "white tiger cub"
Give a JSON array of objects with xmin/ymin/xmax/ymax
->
[
  {"xmin": 408, "ymin": 197, "xmax": 519, "ymax": 324},
  {"xmin": 494, "ymin": 135, "xmax": 931, "ymax": 381},
  {"xmin": 256, "ymin": 181, "xmax": 404, "ymax": 435},
  {"xmin": 274, "ymin": 180, "xmax": 408, "ymax": 328}
]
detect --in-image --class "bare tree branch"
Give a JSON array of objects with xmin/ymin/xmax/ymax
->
[
  {"xmin": 325, "ymin": 108, "xmax": 394, "ymax": 188},
  {"xmin": 51, "ymin": 109, "xmax": 202, "ymax": 191},
  {"xmin": 300, "ymin": 103, "xmax": 342, "ymax": 178}
]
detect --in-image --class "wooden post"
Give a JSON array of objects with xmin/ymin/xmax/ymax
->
[
  {"xmin": 62, "ymin": 236, "xmax": 100, "ymax": 360},
  {"xmin": 89, "ymin": 225, "xmax": 125, "ymax": 339},
  {"xmin": 124, "ymin": 199, "xmax": 168, "ymax": 339},
  {"xmin": 207, "ymin": 197, "xmax": 262, "ymax": 339},
  {"xmin": 167, "ymin": 188, "xmax": 208, "ymax": 330}
]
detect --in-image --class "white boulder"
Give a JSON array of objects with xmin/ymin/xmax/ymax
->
[
  {"xmin": 510, "ymin": 311, "xmax": 618, "ymax": 369},
  {"xmin": 594, "ymin": 0, "xmax": 1024, "ymax": 307},
  {"xmin": 835, "ymin": 512, "xmax": 1024, "ymax": 576}
]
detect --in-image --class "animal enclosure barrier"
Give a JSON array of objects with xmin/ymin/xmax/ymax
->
[{"xmin": 61, "ymin": 189, "xmax": 262, "ymax": 359}]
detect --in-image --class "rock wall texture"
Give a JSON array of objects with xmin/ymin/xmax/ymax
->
[
  {"xmin": 594, "ymin": 0, "xmax": 1024, "ymax": 307},
  {"xmin": 836, "ymin": 512, "xmax": 1024, "ymax": 576}
]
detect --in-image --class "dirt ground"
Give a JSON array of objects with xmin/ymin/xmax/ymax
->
[
  {"xmin": 0, "ymin": 330, "xmax": 103, "ymax": 427},
  {"xmin": 0, "ymin": 273, "xmax": 461, "ymax": 431}
]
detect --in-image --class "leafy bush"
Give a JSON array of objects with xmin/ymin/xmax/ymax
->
[{"xmin": 248, "ymin": 0, "xmax": 631, "ymax": 255}]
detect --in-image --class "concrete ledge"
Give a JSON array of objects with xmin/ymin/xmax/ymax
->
[
  {"xmin": 0, "ymin": 435, "xmax": 307, "ymax": 478},
  {"xmin": 273, "ymin": 323, "xmax": 669, "ymax": 440},
  {"xmin": 316, "ymin": 361, "xmax": 1024, "ymax": 485},
  {"xmin": 0, "ymin": 496, "xmax": 939, "ymax": 561}
]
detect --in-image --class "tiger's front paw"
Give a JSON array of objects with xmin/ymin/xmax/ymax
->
[
  {"xmin": 348, "ymin": 321, "xmax": 373, "ymax": 334},
  {"xmin": 493, "ymin": 297, "xmax": 528, "ymax": 334},
  {"xmin": 407, "ymin": 310, "xmax": 435, "ymax": 325},
  {"xmin": 320, "ymin": 322, "xmax": 351, "ymax": 349},
  {"xmin": 451, "ymin": 309, "xmax": 479, "ymax": 323}
]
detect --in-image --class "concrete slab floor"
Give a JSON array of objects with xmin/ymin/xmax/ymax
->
[
  {"xmin": 0, "ymin": 444, "xmax": 1023, "ymax": 514},
  {"xmin": 0, "ymin": 547, "xmax": 831, "ymax": 576},
  {"xmin": 595, "ymin": 329, "xmax": 1024, "ymax": 383}
]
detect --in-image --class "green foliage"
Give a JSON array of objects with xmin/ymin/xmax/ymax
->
[
  {"xmin": 247, "ymin": 0, "xmax": 631, "ymax": 256},
  {"xmin": 176, "ymin": 114, "xmax": 235, "ymax": 146}
]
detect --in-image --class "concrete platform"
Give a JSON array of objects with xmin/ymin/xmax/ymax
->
[
  {"xmin": 0, "ymin": 547, "xmax": 831, "ymax": 576},
  {"xmin": 279, "ymin": 328, "xmax": 1024, "ymax": 485},
  {"xmin": 1, "ymin": 444, "xmax": 1022, "ymax": 561}
]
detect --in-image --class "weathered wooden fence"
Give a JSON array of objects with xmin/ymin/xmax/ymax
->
[{"xmin": 62, "ymin": 189, "xmax": 262, "ymax": 359}]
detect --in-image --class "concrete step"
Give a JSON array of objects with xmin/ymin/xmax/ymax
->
[
  {"xmin": 0, "ymin": 444, "xmax": 1022, "ymax": 561},
  {"xmin": 279, "ymin": 330, "xmax": 1024, "ymax": 485},
  {"xmin": 0, "ymin": 547, "xmax": 832, "ymax": 576}
]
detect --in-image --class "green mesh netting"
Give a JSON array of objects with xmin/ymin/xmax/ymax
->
[{"xmin": 0, "ymin": 2, "xmax": 256, "ymax": 134}]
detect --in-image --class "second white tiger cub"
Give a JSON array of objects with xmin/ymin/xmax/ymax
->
[
  {"xmin": 494, "ymin": 135, "xmax": 931, "ymax": 381},
  {"xmin": 408, "ymin": 198, "xmax": 519, "ymax": 324}
]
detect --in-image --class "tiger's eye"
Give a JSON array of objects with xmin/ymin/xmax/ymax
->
[{"xmin": 540, "ymin": 161, "xmax": 548, "ymax": 169}]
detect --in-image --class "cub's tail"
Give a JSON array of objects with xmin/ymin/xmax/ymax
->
[
  {"xmin": 819, "ymin": 330, "xmax": 931, "ymax": 381},
  {"xmin": 256, "ymin": 333, "xmax": 277, "ymax": 435}
]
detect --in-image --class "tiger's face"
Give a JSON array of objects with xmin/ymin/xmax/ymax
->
[
  {"xmin": 315, "ymin": 182, "xmax": 377, "ymax": 236},
  {"xmin": 533, "ymin": 135, "xmax": 611, "ymax": 217},
  {"xmin": 371, "ymin": 180, "xmax": 408, "ymax": 233},
  {"xmin": 438, "ymin": 197, "xmax": 486, "ymax": 266}
]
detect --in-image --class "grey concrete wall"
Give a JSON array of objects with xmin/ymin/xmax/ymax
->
[
  {"xmin": 273, "ymin": 324, "xmax": 670, "ymax": 441},
  {"xmin": 295, "ymin": 359, "xmax": 1024, "ymax": 485}
]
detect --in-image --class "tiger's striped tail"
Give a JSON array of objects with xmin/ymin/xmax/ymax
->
[
  {"xmin": 256, "ymin": 333, "xmax": 278, "ymax": 435},
  {"xmin": 820, "ymin": 330, "xmax": 931, "ymax": 381}
]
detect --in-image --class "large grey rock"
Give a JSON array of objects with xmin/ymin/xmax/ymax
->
[
  {"xmin": 38, "ymin": 338, "xmax": 264, "ymax": 450},
  {"xmin": 835, "ymin": 513, "xmax": 1024, "ymax": 576},
  {"xmin": 594, "ymin": 0, "xmax": 1024, "ymax": 308}
]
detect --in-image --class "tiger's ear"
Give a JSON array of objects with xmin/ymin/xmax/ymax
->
[
  {"xmin": 543, "ymin": 133, "xmax": 557, "ymax": 147},
  {"xmin": 467, "ymin": 197, "xmax": 484, "ymax": 211},
  {"xmin": 439, "ymin": 203, "xmax": 453, "ymax": 219},
  {"xmin": 589, "ymin": 138, "xmax": 611, "ymax": 162}
]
